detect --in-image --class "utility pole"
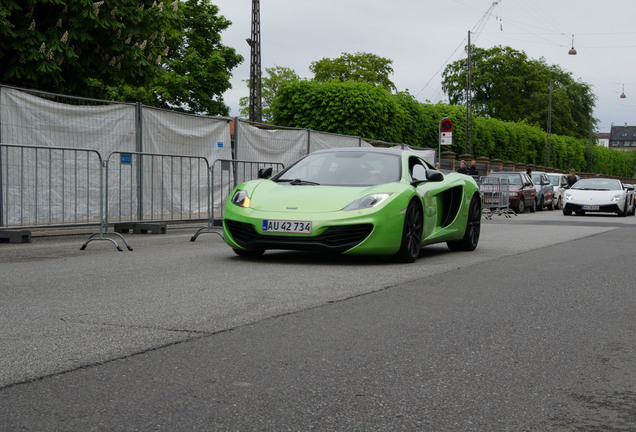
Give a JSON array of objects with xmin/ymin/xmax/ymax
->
[
  {"xmin": 247, "ymin": 0, "xmax": 262, "ymax": 123},
  {"xmin": 465, "ymin": 30, "xmax": 473, "ymax": 155},
  {"xmin": 547, "ymin": 80, "xmax": 552, "ymax": 166}
]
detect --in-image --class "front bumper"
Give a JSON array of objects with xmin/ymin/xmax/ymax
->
[{"xmin": 563, "ymin": 202, "xmax": 621, "ymax": 213}]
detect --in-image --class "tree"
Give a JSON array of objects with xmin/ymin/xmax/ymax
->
[
  {"xmin": 310, "ymin": 52, "xmax": 397, "ymax": 92},
  {"xmin": 441, "ymin": 45, "xmax": 596, "ymax": 139},
  {"xmin": 106, "ymin": 0, "xmax": 243, "ymax": 115},
  {"xmin": 238, "ymin": 65, "xmax": 301, "ymax": 121},
  {"xmin": 1, "ymin": 0, "xmax": 242, "ymax": 116},
  {"xmin": 271, "ymin": 80, "xmax": 406, "ymax": 142}
]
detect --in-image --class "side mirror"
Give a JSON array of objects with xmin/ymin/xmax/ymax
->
[
  {"xmin": 258, "ymin": 167, "xmax": 273, "ymax": 179},
  {"xmin": 411, "ymin": 165, "xmax": 443, "ymax": 185},
  {"xmin": 426, "ymin": 169, "xmax": 444, "ymax": 182},
  {"xmin": 626, "ymin": 184, "xmax": 634, "ymax": 191}
]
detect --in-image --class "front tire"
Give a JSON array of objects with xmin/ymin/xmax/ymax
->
[
  {"xmin": 529, "ymin": 198, "xmax": 536, "ymax": 213},
  {"xmin": 448, "ymin": 194, "xmax": 481, "ymax": 252},
  {"xmin": 394, "ymin": 200, "xmax": 423, "ymax": 263},
  {"xmin": 517, "ymin": 198, "xmax": 525, "ymax": 213},
  {"xmin": 563, "ymin": 209, "xmax": 572, "ymax": 216},
  {"xmin": 554, "ymin": 196, "xmax": 562, "ymax": 210},
  {"xmin": 536, "ymin": 197, "xmax": 543, "ymax": 211}
]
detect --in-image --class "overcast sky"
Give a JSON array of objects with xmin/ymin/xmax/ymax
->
[{"xmin": 212, "ymin": 0, "xmax": 636, "ymax": 133}]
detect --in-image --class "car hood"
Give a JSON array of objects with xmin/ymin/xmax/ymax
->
[{"xmin": 248, "ymin": 181, "xmax": 387, "ymax": 212}]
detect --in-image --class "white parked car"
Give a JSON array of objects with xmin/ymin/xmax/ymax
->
[
  {"xmin": 546, "ymin": 173, "xmax": 569, "ymax": 210},
  {"xmin": 563, "ymin": 178, "xmax": 635, "ymax": 216}
]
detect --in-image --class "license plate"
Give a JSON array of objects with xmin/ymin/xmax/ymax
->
[
  {"xmin": 262, "ymin": 219, "xmax": 312, "ymax": 234},
  {"xmin": 582, "ymin": 205, "xmax": 599, "ymax": 210}
]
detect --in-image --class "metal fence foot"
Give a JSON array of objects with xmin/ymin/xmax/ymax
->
[
  {"xmin": 81, "ymin": 231, "xmax": 132, "ymax": 251},
  {"xmin": 191, "ymin": 227, "xmax": 224, "ymax": 242}
]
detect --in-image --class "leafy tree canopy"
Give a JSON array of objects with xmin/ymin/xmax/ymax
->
[
  {"xmin": 441, "ymin": 45, "xmax": 596, "ymax": 139},
  {"xmin": 0, "ymin": 0, "xmax": 242, "ymax": 116},
  {"xmin": 310, "ymin": 52, "xmax": 396, "ymax": 92},
  {"xmin": 239, "ymin": 65, "xmax": 301, "ymax": 121}
]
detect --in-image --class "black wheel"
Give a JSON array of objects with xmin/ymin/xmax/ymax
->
[
  {"xmin": 554, "ymin": 196, "xmax": 562, "ymax": 210},
  {"xmin": 517, "ymin": 198, "xmax": 525, "ymax": 213},
  {"xmin": 563, "ymin": 210, "xmax": 572, "ymax": 216},
  {"xmin": 575, "ymin": 210, "xmax": 585, "ymax": 216},
  {"xmin": 448, "ymin": 194, "xmax": 481, "ymax": 252},
  {"xmin": 536, "ymin": 197, "xmax": 543, "ymax": 211},
  {"xmin": 394, "ymin": 200, "xmax": 423, "ymax": 263},
  {"xmin": 618, "ymin": 202, "xmax": 627, "ymax": 217},
  {"xmin": 529, "ymin": 198, "xmax": 536, "ymax": 213},
  {"xmin": 233, "ymin": 248, "xmax": 265, "ymax": 257},
  {"xmin": 547, "ymin": 199, "xmax": 554, "ymax": 210}
]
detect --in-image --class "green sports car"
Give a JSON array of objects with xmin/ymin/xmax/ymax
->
[{"xmin": 223, "ymin": 147, "xmax": 481, "ymax": 262}]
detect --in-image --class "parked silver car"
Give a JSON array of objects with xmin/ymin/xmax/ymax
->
[
  {"xmin": 531, "ymin": 172, "xmax": 555, "ymax": 211},
  {"xmin": 546, "ymin": 172, "xmax": 568, "ymax": 210}
]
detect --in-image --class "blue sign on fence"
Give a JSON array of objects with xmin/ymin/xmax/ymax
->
[
  {"xmin": 120, "ymin": 154, "xmax": 132, "ymax": 164},
  {"xmin": 217, "ymin": 141, "xmax": 224, "ymax": 148}
]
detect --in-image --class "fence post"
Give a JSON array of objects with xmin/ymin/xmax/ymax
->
[
  {"xmin": 136, "ymin": 102, "xmax": 144, "ymax": 221},
  {"xmin": 307, "ymin": 128, "xmax": 311, "ymax": 154}
]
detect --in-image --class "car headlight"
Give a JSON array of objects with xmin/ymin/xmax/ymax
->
[
  {"xmin": 611, "ymin": 194, "xmax": 622, "ymax": 202},
  {"xmin": 565, "ymin": 192, "xmax": 572, "ymax": 201},
  {"xmin": 231, "ymin": 189, "xmax": 251, "ymax": 208},
  {"xmin": 343, "ymin": 193, "xmax": 391, "ymax": 211}
]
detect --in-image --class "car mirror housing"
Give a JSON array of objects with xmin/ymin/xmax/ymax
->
[
  {"xmin": 258, "ymin": 167, "xmax": 273, "ymax": 179},
  {"xmin": 426, "ymin": 169, "xmax": 444, "ymax": 182}
]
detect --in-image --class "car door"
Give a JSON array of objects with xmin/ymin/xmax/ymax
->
[
  {"xmin": 522, "ymin": 174, "xmax": 535, "ymax": 204},
  {"xmin": 541, "ymin": 174, "xmax": 554, "ymax": 203}
]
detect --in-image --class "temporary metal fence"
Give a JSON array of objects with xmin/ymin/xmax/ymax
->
[
  {"xmin": 479, "ymin": 176, "xmax": 515, "ymax": 219},
  {"xmin": 1, "ymin": 143, "xmax": 103, "ymax": 229},
  {"xmin": 105, "ymin": 151, "xmax": 211, "ymax": 224},
  {"xmin": 191, "ymin": 158, "xmax": 286, "ymax": 241}
]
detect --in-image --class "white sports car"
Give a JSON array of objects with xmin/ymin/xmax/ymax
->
[{"xmin": 563, "ymin": 178, "xmax": 635, "ymax": 216}]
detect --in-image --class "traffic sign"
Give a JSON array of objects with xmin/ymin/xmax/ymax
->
[{"xmin": 440, "ymin": 119, "xmax": 453, "ymax": 132}]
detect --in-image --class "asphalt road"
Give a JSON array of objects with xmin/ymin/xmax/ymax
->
[{"xmin": 0, "ymin": 209, "xmax": 634, "ymax": 431}]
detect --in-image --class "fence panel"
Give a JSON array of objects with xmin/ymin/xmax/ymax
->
[
  {"xmin": 105, "ymin": 152, "xmax": 211, "ymax": 224},
  {"xmin": 1, "ymin": 144, "xmax": 103, "ymax": 229},
  {"xmin": 479, "ymin": 176, "xmax": 515, "ymax": 219}
]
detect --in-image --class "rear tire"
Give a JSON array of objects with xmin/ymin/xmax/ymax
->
[
  {"xmin": 536, "ymin": 197, "xmax": 543, "ymax": 211},
  {"xmin": 529, "ymin": 199, "xmax": 536, "ymax": 213},
  {"xmin": 447, "ymin": 195, "xmax": 481, "ymax": 252},
  {"xmin": 563, "ymin": 210, "xmax": 572, "ymax": 216},
  {"xmin": 394, "ymin": 200, "xmax": 423, "ymax": 263}
]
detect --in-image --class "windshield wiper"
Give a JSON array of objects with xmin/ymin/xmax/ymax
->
[{"xmin": 276, "ymin": 178, "xmax": 320, "ymax": 185}]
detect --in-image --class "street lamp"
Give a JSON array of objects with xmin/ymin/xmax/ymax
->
[
  {"xmin": 568, "ymin": 34, "xmax": 577, "ymax": 55},
  {"xmin": 620, "ymin": 84, "xmax": 626, "ymax": 99}
]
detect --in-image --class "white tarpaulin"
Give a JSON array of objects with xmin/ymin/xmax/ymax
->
[
  {"xmin": 1, "ymin": 87, "xmax": 137, "ymax": 153},
  {"xmin": 235, "ymin": 122, "xmax": 308, "ymax": 168},
  {"xmin": 309, "ymin": 130, "xmax": 373, "ymax": 151}
]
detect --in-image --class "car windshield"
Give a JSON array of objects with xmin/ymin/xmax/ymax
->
[
  {"xmin": 547, "ymin": 175, "xmax": 560, "ymax": 186},
  {"xmin": 571, "ymin": 178, "xmax": 622, "ymax": 191},
  {"xmin": 531, "ymin": 174, "xmax": 543, "ymax": 184},
  {"xmin": 488, "ymin": 173, "xmax": 523, "ymax": 185},
  {"xmin": 273, "ymin": 151, "xmax": 401, "ymax": 186}
]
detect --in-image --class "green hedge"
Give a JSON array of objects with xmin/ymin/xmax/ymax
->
[{"xmin": 271, "ymin": 81, "xmax": 636, "ymax": 177}]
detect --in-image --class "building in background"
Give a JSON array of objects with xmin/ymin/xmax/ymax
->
[
  {"xmin": 609, "ymin": 124, "xmax": 636, "ymax": 152},
  {"xmin": 596, "ymin": 132, "xmax": 610, "ymax": 148}
]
